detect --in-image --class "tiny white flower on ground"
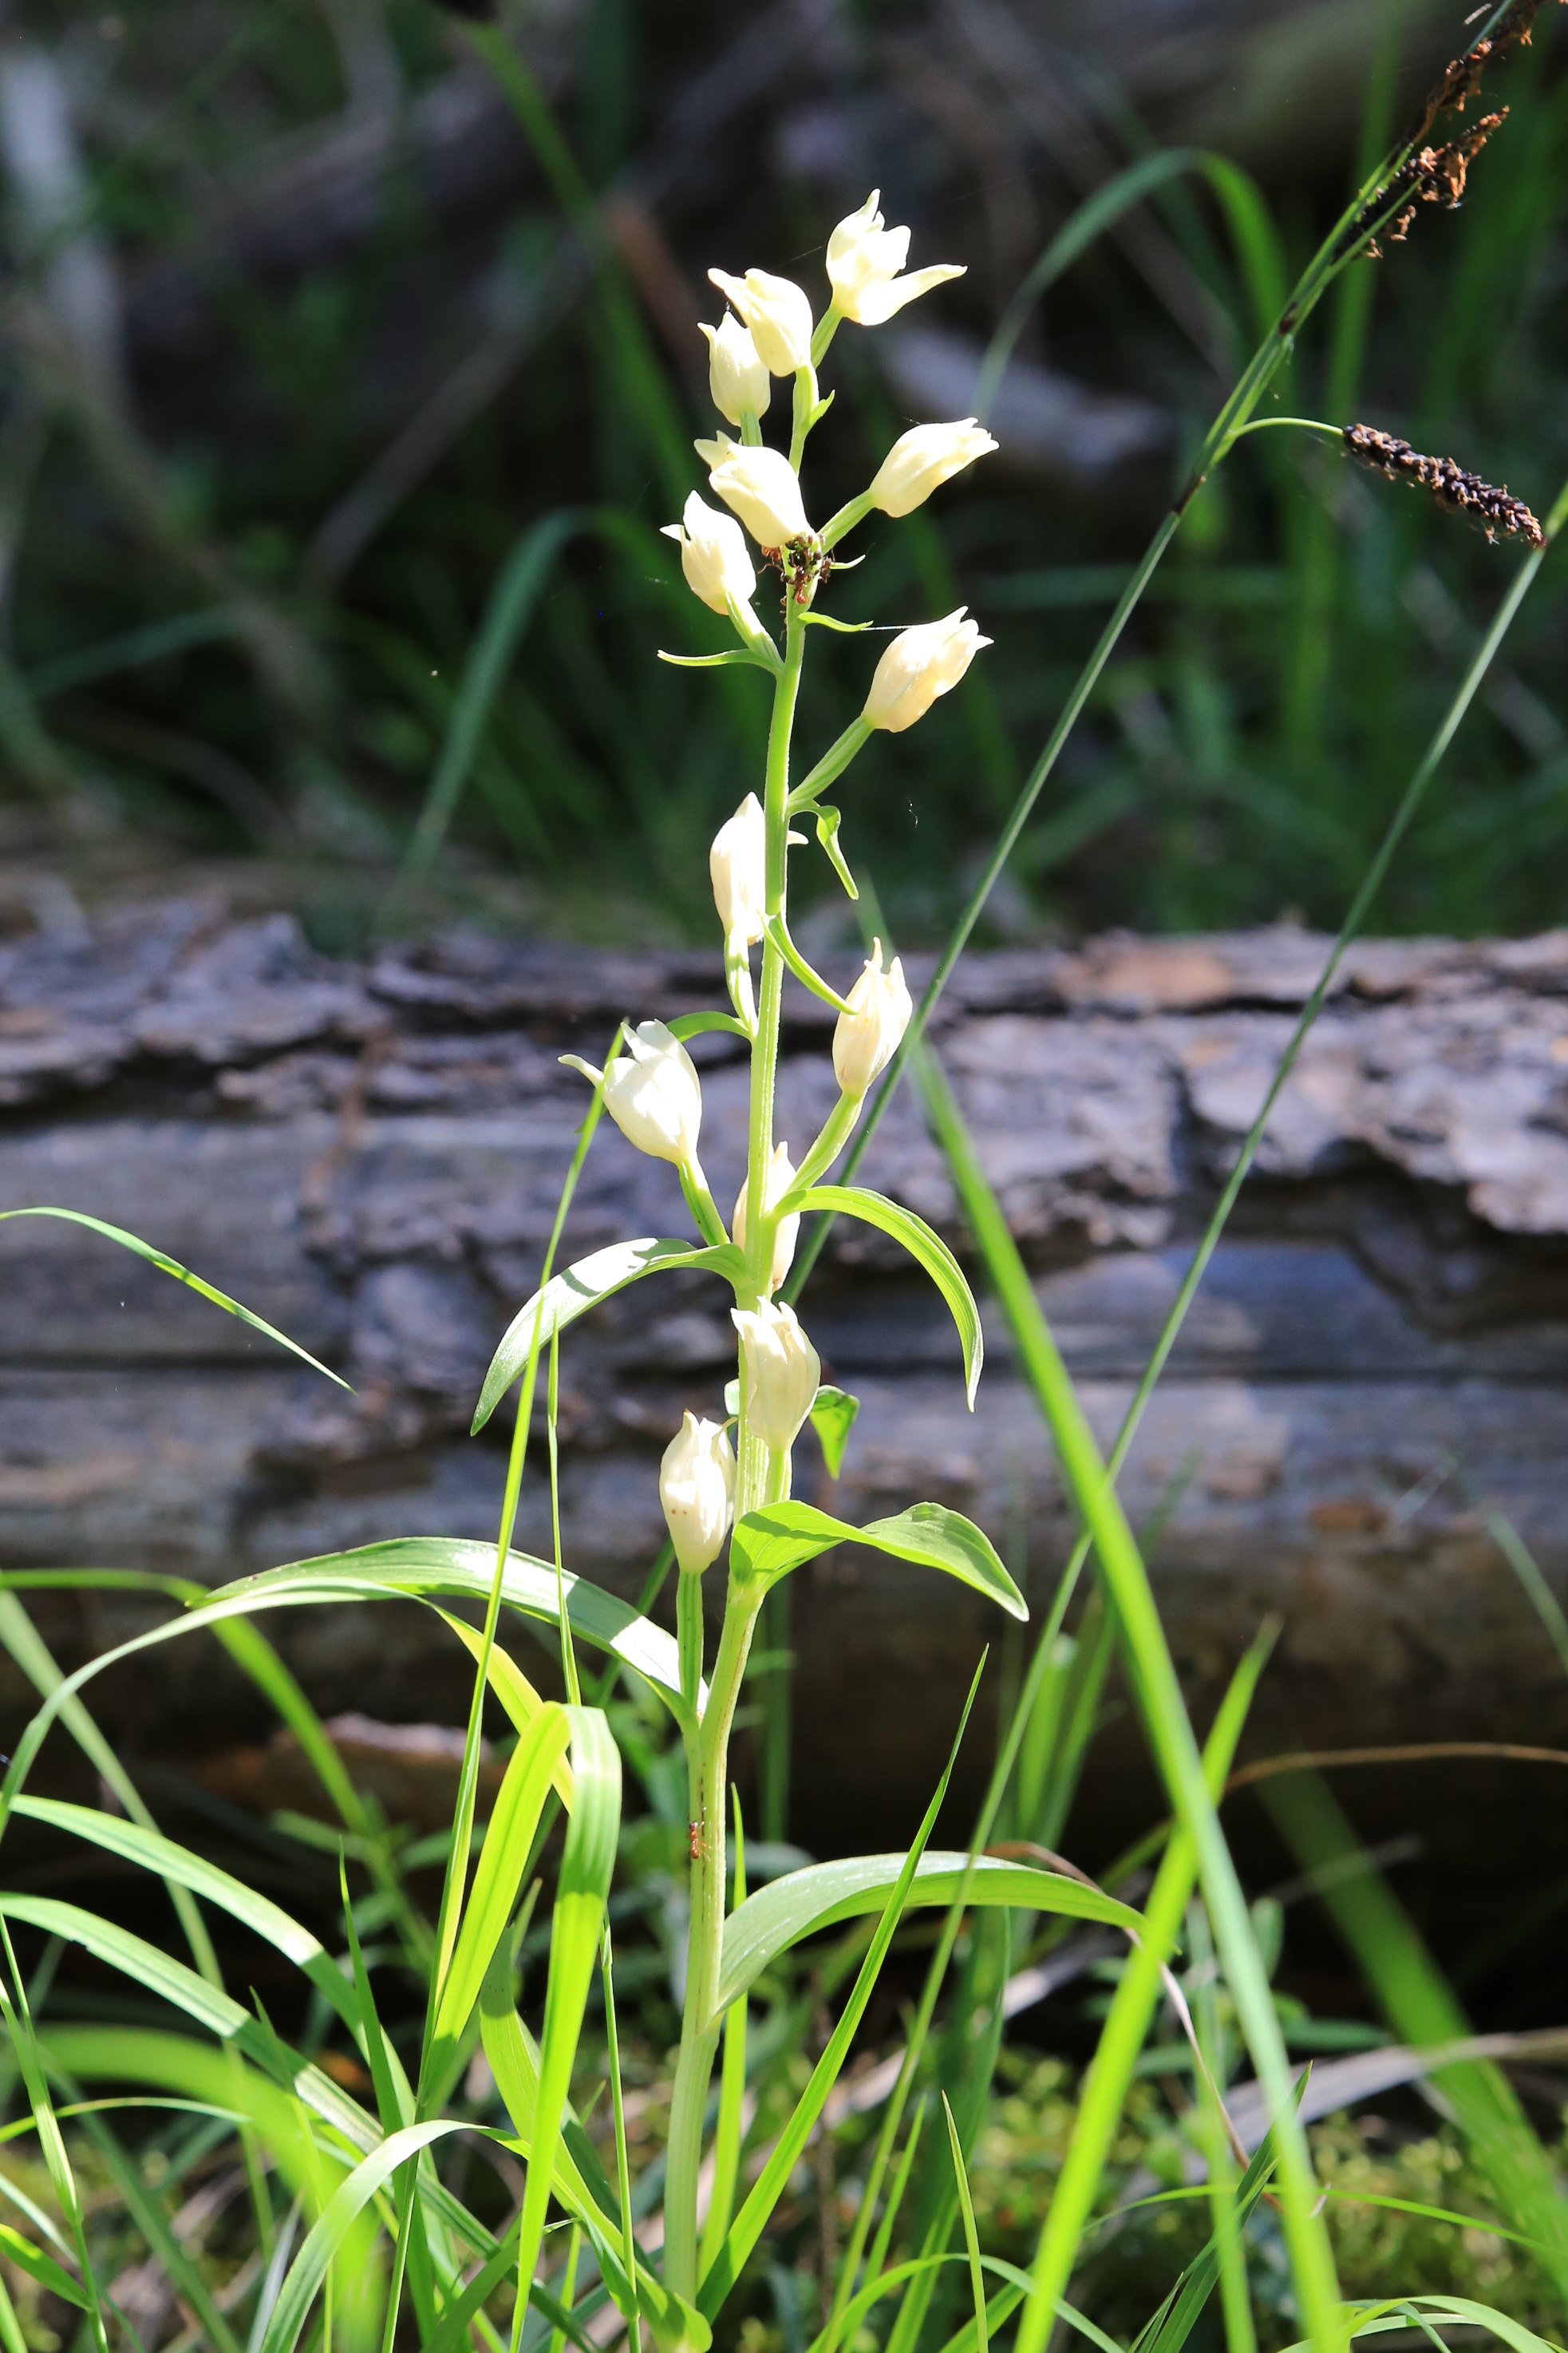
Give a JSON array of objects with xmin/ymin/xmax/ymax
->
[
  {"xmin": 862, "ymin": 607, "xmax": 990, "ymax": 734},
  {"xmin": 695, "ymin": 437, "xmax": 811, "ymax": 549},
  {"xmin": 660, "ymin": 1410, "xmax": 736, "ymax": 1576},
  {"xmin": 827, "ymin": 191, "xmax": 965, "ymax": 326},
  {"xmin": 732, "ymin": 1297, "xmax": 820, "ymax": 1453},
  {"xmin": 662, "ymin": 492, "xmax": 757, "ymax": 617},
  {"xmin": 733, "ymin": 1141, "xmax": 800, "ymax": 1295},
  {"xmin": 699, "ymin": 313, "xmax": 771, "ymax": 426},
  {"xmin": 869, "ymin": 420, "xmax": 997, "ymax": 518},
  {"xmin": 708, "ymin": 267, "xmax": 815, "ymax": 377},
  {"xmin": 832, "ymin": 940, "xmax": 913, "ymax": 1097}
]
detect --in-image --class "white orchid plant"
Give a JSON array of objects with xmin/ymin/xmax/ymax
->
[{"xmin": 460, "ymin": 192, "xmax": 1064, "ymax": 2327}]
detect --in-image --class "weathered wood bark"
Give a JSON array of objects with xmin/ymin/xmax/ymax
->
[{"xmin": 3, "ymin": 902, "xmax": 1568, "ymax": 1869}]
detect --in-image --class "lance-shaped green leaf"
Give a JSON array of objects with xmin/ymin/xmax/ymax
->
[
  {"xmin": 480, "ymin": 1951, "xmax": 710, "ymax": 2353},
  {"xmin": 716, "ymin": 1852, "xmax": 1141, "ymax": 2015},
  {"xmin": 473, "ymin": 1238, "xmax": 743, "ymax": 1432},
  {"xmin": 0, "ymin": 2223, "xmax": 86, "ymax": 2311},
  {"xmin": 0, "ymin": 1206, "xmax": 348, "ymax": 1389},
  {"xmin": 10, "ymin": 1799, "xmax": 358, "ymax": 2035},
  {"xmin": 795, "ymin": 1185, "xmax": 981, "ymax": 1406},
  {"xmin": 514, "ymin": 1708, "xmax": 622, "ymax": 2327},
  {"xmin": 729, "ymin": 1499, "xmax": 1024, "ymax": 1621},
  {"xmin": 428, "ymin": 1702, "xmax": 573, "ymax": 2078},
  {"xmin": 724, "ymin": 1381, "xmax": 859, "ymax": 1476},
  {"xmin": 809, "ymin": 1384, "xmax": 859, "ymax": 1477},
  {"xmin": 200, "ymin": 1537, "xmax": 696, "ymax": 1733}
]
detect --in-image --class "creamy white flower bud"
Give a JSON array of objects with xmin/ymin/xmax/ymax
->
[
  {"xmin": 708, "ymin": 267, "xmax": 814, "ymax": 378},
  {"xmin": 732, "ymin": 1298, "xmax": 821, "ymax": 1454},
  {"xmin": 695, "ymin": 437, "xmax": 810, "ymax": 549},
  {"xmin": 826, "ymin": 191, "xmax": 965, "ymax": 327},
  {"xmin": 660, "ymin": 1410, "xmax": 736, "ymax": 1576},
  {"xmin": 699, "ymin": 313, "xmax": 771, "ymax": 426},
  {"xmin": 733, "ymin": 1141, "xmax": 800, "ymax": 1295},
  {"xmin": 863, "ymin": 607, "xmax": 990, "ymax": 735},
  {"xmin": 832, "ymin": 939, "xmax": 913, "ymax": 1097},
  {"xmin": 662, "ymin": 492, "xmax": 756, "ymax": 618},
  {"xmin": 869, "ymin": 421, "xmax": 997, "ymax": 519},
  {"xmin": 601, "ymin": 1021, "xmax": 702, "ymax": 1166},
  {"xmin": 710, "ymin": 792, "xmax": 767, "ymax": 947}
]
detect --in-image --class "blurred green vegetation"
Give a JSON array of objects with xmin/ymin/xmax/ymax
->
[{"xmin": 0, "ymin": 0, "xmax": 1564, "ymax": 948}]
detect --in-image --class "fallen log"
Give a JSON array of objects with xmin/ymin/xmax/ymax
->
[{"xmin": 3, "ymin": 900, "xmax": 1568, "ymax": 1880}]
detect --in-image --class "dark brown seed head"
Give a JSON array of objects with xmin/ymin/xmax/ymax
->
[{"xmin": 1344, "ymin": 424, "xmax": 1545, "ymax": 548}]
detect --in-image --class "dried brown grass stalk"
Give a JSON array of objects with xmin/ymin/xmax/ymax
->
[{"xmin": 1344, "ymin": 423, "xmax": 1546, "ymax": 546}]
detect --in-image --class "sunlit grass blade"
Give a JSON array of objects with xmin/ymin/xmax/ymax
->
[
  {"xmin": 0, "ymin": 1206, "xmax": 348, "ymax": 1388},
  {"xmin": 1263, "ymin": 1770, "xmax": 1568, "ymax": 2303},
  {"xmin": 428, "ymin": 1703, "xmax": 574, "ymax": 2076},
  {"xmin": 9, "ymin": 1798, "xmax": 358, "ymax": 2031},
  {"xmin": 717, "ymin": 1853, "xmax": 1140, "ymax": 2017},
  {"xmin": 257, "ymin": 2118, "xmax": 465, "ymax": 2353},
  {"xmin": 0, "ymin": 2220, "xmax": 86, "ymax": 2311},
  {"xmin": 942, "ymin": 2095, "xmax": 988, "ymax": 2353},
  {"xmin": 511, "ymin": 1708, "xmax": 622, "ymax": 2329},
  {"xmin": 0, "ymin": 1544, "xmax": 694, "ymax": 1836},
  {"xmin": 0, "ymin": 1593, "xmax": 219, "ymax": 1985},
  {"xmin": 917, "ymin": 1039, "xmax": 1349, "ymax": 2351},
  {"xmin": 0, "ymin": 1921, "xmax": 109, "ymax": 2353},
  {"xmin": 976, "ymin": 148, "xmax": 1285, "ymax": 414},
  {"xmin": 69, "ymin": 2094, "xmax": 246, "ymax": 2353},
  {"xmin": 788, "ymin": 18, "xmax": 1556, "ymax": 1319},
  {"xmin": 437, "ymin": 1610, "xmax": 578, "ymax": 1801},
  {"xmin": 600, "ymin": 1925, "xmax": 642, "ymax": 2353},
  {"xmin": 1010, "ymin": 1628, "xmax": 1280, "ymax": 2353},
  {"xmin": 698, "ymin": 1658, "xmax": 986, "ymax": 2319}
]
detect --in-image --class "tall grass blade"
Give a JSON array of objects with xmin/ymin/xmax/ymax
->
[
  {"xmin": 1264, "ymin": 1770, "xmax": 1568, "ymax": 2304},
  {"xmin": 916, "ymin": 1046, "xmax": 1340, "ymax": 2349},
  {"xmin": 788, "ymin": 11, "xmax": 1556, "ymax": 1311},
  {"xmin": 699, "ymin": 1658, "xmax": 987, "ymax": 2319},
  {"xmin": 942, "ymin": 2095, "xmax": 989, "ymax": 2353},
  {"xmin": 0, "ymin": 1595, "xmax": 220, "ymax": 1985},
  {"xmin": 0, "ymin": 1207, "xmax": 347, "ymax": 1388},
  {"xmin": 0, "ymin": 1921, "xmax": 109, "ymax": 2353}
]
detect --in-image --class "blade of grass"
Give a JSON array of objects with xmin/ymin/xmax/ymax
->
[
  {"xmin": 0, "ymin": 1208, "xmax": 347, "ymax": 1388},
  {"xmin": 942, "ymin": 2096, "xmax": 988, "ymax": 2353},
  {"xmin": 0, "ymin": 1920, "xmax": 109, "ymax": 2353},
  {"xmin": 0, "ymin": 1594, "xmax": 219, "ymax": 1987},
  {"xmin": 698, "ymin": 1657, "xmax": 987, "ymax": 2320},
  {"xmin": 600, "ymin": 1926, "xmax": 642, "ymax": 2353},
  {"xmin": 786, "ymin": 0, "xmax": 1547, "ymax": 1313},
  {"xmin": 914, "ymin": 1043, "xmax": 1340, "ymax": 2353},
  {"xmin": 1262, "ymin": 1770, "xmax": 1568, "ymax": 2303}
]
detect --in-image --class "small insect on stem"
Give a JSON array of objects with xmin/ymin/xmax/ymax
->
[{"xmin": 689, "ymin": 1808, "xmax": 706, "ymax": 1862}]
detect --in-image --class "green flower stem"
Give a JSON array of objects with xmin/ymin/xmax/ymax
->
[
  {"xmin": 664, "ymin": 1580, "xmax": 768, "ymax": 2300},
  {"xmin": 820, "ymin": 491, "xmax": 875, "ymax": 552},
  {"xmin": 810, "ymin": 299, "xmax": 843, "ymax": 370},
  {"xmin": 680, "ymin": 1158, "xmax": 730, "ymax": 1250},
  {"xmin": 789, "ymin": 365, "xmax": 820, "ymax": 472},
  {"xmin": 786, "ymin": 1090, "xmax": 861, "ymax": 1201},
  {"xmin": 677, "ymin": 1572, "xmax": 705, "ymax": 1716},
  {"xmin": 790, "ymin": 716, "xmax": 872, "ymax": 806},
  {"xmin": 666, "ymin": 597, "xmax": 808, "ymax": 2306}
]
